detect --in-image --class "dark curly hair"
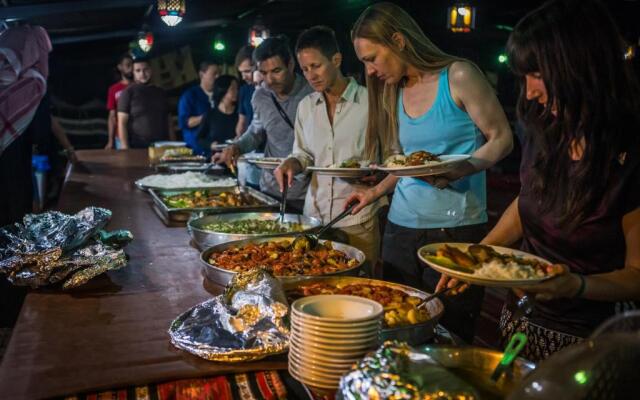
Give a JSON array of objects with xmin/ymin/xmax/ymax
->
[{"xmin": 508, "ymin": 0, "xmax": 640, "ymax": 229}]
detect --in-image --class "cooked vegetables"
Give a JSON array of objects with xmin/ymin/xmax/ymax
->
[
  {"xmin": 339, "ymin": 159, "xmax": 363, "ymax": 168},
  {"xmin": 383, "ymin": 151, "xmax": 441, "ymax": 167},
  {"xmin": 162, "ymin": 190, "xmax": 262, "ymax": 209},
  {"xmin": 208, "ymin": 239, "xmax": 358, "ymax": 276},
  {"xmin": 202, "ymin": 219, "xmax": 305, "ymax": 234}
]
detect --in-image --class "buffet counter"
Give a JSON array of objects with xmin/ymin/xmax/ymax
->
[{"xmin": 0, "ymin": 150, "xmax": 287, "ymax": 399}]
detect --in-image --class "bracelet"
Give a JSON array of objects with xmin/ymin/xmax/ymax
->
[{"xmin": 573, "ymin": 274, "xmax": 586, "ymax": 298}]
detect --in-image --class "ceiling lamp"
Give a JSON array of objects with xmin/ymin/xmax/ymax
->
[
  {"xmin": 249, "ymin": 24, "xmax": 269, "ymax": 47},
  {"xmin": 138, "ymin": 30, "xmax": 154, "ymax": 53},
  {"xmin": 213, "ymin": 34, "xmax": 226, "ymax": 52},
  {"xmin": 158, "ymin": 0, "xmax": 186, "ymax": 27},
  {"xmin": 447, "ymin": 3, "xmax": 476, "ymax": 33}
]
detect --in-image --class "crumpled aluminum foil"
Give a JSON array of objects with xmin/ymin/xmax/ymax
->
[
  {"xmin": 339, "ymin": 341, "xmax": 479, "ymax": 400},
  {"xmin": 169, "ymin": 269, "xmax": 290, "ymax": 362},
  {"xmin": 0, "ymin": 207, "xmax": 132, "ymax": 289}
]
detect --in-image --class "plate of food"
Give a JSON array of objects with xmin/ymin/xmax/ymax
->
[
  {"xmin": 247, "ymin": 157, "xmax": 283, "ymax": 169},
  {"xmin": 283, "ymin": 276, "xmax": 444, "ymax": 344},
  {"xmin": 418, "ymin": 243, "xmax": 558, "ymax": 287},
  {"xmin": 307, "ymin": 159, "xmax": 374, "ymax": 178},
  {"xmin": 376, "ymin": 151, "xmax": 470, "ymax": 177},
  {"xmin": 201, "ymin": 237, "xmax": 365, "ymax": 286}
]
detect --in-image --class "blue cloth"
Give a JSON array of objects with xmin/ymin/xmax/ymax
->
[
  {"xmin": 238, "ymin": 83, "xmax": 255, "ymax": 127},
  {"xmin": 178, "ymin": 84, "xmax": 212, "ymax": 155},
  {"xmin": 388, "ymin": 67, "xmax": 487, "ymax": 229}
]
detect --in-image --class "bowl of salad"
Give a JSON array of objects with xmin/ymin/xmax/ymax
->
[{"xmin": 188, "ymin": 212, "xmax": 322, "ymax": 250}]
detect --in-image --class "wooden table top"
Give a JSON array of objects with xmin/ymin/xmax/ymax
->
[{"xmin": 0, "ymin": 150, "xmax": 287, "ymax": 400}]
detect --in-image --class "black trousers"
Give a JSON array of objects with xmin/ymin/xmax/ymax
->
[
  {"xmin": 381, "ymin": 221, "xmax": 487, "ymax": 343},
  {"xmin": 0, "ymin": 132, "xmax": 32, "ymax": 327}
]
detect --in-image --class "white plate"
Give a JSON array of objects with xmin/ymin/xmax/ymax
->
[
  {"xmin": 291, "ymin": 325, "xmax": 378, "ymax": 341},
  {"xmin": 288, "ymin": 356, "xmax": 347, "ymax": 380},
  {"xmin": 290, "ymin": 332, "xmax": 377, "ymax": 350},
  {"xmin": 418, "ymin": 242, "xmax": 555, "ymax": 288},
  {"xmin": 292, "ymin": 311, "xmax": 381, "ymax": 329},
  {"xmin": 376, "ymin": 154, "xmax": 470, "ymax": 177},
  {"xmin": 292, "ymin": 295, "xmax": 383, "ymax": 323},
  {"xmin": 289, "ymin": 351, "xmax": 353, "ymax": 375},
  {"xmin": 307, "ymin": 166, "xmax": 373, "ymax": 178},
  {"xmin": 289, "ymin": 346, "xmax": 359, "ymax": 367},
  {"xmin": 288, "ymin": 365, "xmax": 339, "ymax": 389},
  {"xmin": 291, "ymin": 324, "xmax": 379, "ymax": 338},
  {"xmin": 247, "ymin": 157, "xmax": 283, "ymax": 169},
  {"xmin": 289, "ymin": 335, "xmax": 374, "ymax": 357},
  {"xmin": 288, "ymin": 353, "xmax": 351, "ymax": 381}
]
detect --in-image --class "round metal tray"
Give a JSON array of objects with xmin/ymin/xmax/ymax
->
[
  {"xmin": 282, "ymin": 276, "xmax": 444, "ymax": 345},
  {"xmin": 188, "ymin": 212, "xmax": 322, "ymax": 250},
  {"xmin": 419, "ymin": 345, "xmax": 536, "ymax": 397},
  {"xmin": 200, "ymin": 236, "xmax": 365, "ymax": 286}
]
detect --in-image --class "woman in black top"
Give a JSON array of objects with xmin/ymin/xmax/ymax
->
[
  {"xmin": 198, "ymin": 75, "xmax": 239, "ymax": 158},
  {"xmin": 437, "ymin": 0, "xmax": 640, "ymax": 361}
]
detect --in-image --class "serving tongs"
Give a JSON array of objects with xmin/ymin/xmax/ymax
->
[
  {"xmin": 490, "ymin": 332, "xmax": 527, "ymax": 382},
  {"xmin": 291, "ymin": 202, "xmax": 357, "ymax": 250},
  {"xmin": 279, "ymin": 176, "xmax": 288, "ymax": 223},
  {"xmin": 228, "ymin": 163, "xmax": 242, "ymax": 191}
]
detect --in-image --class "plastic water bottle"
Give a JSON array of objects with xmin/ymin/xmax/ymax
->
[{"xmin": 32, "ymin": 155, "xmax": 51, "ymax": 211}]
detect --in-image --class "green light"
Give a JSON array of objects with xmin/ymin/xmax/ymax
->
[
  {"xmin": 498, "ymin": 54, "xmax": 508, "ymax": 63},
  {"xmin": 496, "ymin": 24, "xmax": 514, "ymax": 32},
  {"xmin": 574, "ymin": 370, "xmax": 588, "ymax": 385},
  {"xmin": 214, "ymin": 41, "xmax": 225, "ymax": 51}
]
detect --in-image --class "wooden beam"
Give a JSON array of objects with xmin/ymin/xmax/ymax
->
[{"xmin": 0, "ymin": 0, "xmax": 153, "ymax": 20}]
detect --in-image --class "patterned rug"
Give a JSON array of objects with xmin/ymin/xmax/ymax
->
[{"xmin": 61, "ymin": 371, "xmax": 312, "ymax": 400}]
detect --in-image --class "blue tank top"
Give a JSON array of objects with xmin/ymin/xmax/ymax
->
[{"xmin": 388, "ymin": 67, "xmax": 487, "ymax": 229}]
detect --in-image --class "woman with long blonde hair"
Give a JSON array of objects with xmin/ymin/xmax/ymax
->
[{"xmin": 346, "ymin": 2, "xmax": 513, "ymax": 340}]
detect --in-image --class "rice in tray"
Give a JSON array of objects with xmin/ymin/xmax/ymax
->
[
  {"xmin": 474, "ymin": 259, "xmax": 547, "ymax": 280},
  {"xmin": 136, "ymin": 172, "xmax": 236, "ymax": 189}
]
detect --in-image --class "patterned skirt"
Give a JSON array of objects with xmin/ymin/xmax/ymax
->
[{"xmin": 499, "ymin": 305, "xmax": 583, "ymax": 362}]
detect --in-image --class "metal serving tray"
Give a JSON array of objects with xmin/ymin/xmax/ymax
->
[
  {"xmin": 200, "ymin": 237, "xmax": 365, "ymax": 287},
  {"xmin": 188, "ymin": 212, "xmax": 322, "ymax": 250},
  {"xmin": 149, "ymin": 186, "xmax": 279, "ymax": 223},
  {"xmin": 282, "ymin": 276, "xmax": 444, "ymax": 345}
]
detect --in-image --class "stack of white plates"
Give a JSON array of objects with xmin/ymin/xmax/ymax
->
[{"xmin": 288, "ymin": 295, "xmax": 383, "ymax": 391}]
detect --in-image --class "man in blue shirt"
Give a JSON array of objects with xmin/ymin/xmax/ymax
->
[
  {"xmin": 234, "ymin": 46, "xmax": 255, "ymax": 137},
  {"xmin": 177, "ymin": 61, "xmax": 220, "ymax": 154}
]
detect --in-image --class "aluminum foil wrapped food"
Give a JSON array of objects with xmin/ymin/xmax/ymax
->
[
  {"xmin": 339, "ymin": 341, "xmax": 480, "ymax": 400},
  {"xmin": 169, "ymin": 269, "xmax": 290, "ymax": 362},
  {"xmin": 0, "ymin": 207, "xmax": 132, "ymax": 289}
]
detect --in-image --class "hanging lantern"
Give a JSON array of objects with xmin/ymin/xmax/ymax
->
[
  {"xmin": 624, "ymin": 44, "xmax": 636, "ymax": 60},
  {"xmin": 249, "ymin": 24, "xmax": 269, "ymax": 47},
  {"xmin": 158, "ymin": 0, "xmax": 185, "ymax": 27},
  {"xmin": 138, "ymin": 31, "xmax": 154, "ymax": 53},
  {"xmin": 447, "ymin": 3, "xmax": 476, "ymax": 33}
]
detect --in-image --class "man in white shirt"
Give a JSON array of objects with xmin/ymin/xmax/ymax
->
[{"xmin": 274, "ymin": 26, "xmax": 386, "ymax": 272}]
